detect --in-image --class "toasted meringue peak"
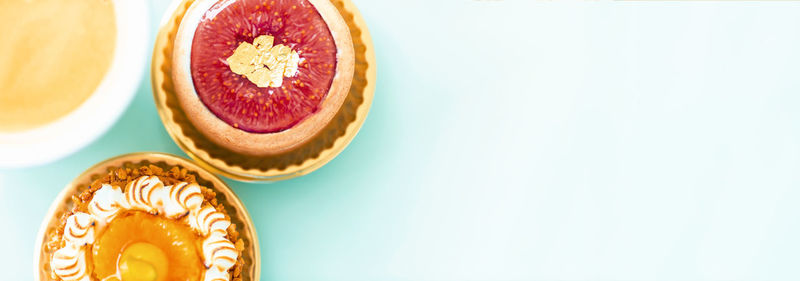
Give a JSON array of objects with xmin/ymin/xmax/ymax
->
[
  {"xmin": 125, "ymin": 176, "xmax": 164, "ymax": 212},
  {"xmin": 63, "ymin": 212, "xmax": 95, "ymax": 246},
  {"xmin": 203, "ymin": 266, "xmax": 230, "ymax": 281},
  {"xmin": 52, "ymin": 245, "xmax": 90, "ymax": 281},
  {"xmin": 202, "ymin": 233, "xmax": 238, "ymax": 270},
  {"xmin": 163, "ymin": 182, "xmax": 204, "ymax": 218},
  {"xmin": 88, "ymin": 184, "xmax": 127, "ymax": 225},
  {"xmin": 191, "ymin": 205, "xmax": 230, "ymax": 237}
]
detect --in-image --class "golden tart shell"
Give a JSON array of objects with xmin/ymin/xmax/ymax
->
[
  {"xmin": 34, "ymin": 152, "xmax": 260, "ymax": 281},
  {"xmin": 152, "ymin": 0, "xmax": 375, "ymax": 181}
]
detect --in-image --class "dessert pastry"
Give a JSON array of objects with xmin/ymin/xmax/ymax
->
[
  {"xmin": 45, "ymin": 164, "xmax": 245, "ymax": 281},
  {"xmin": 152, "ymin": 0, "xmax": 374, "ymax": 180},
  {"xmin": 172, "ymin": 0, "xmax": 355, "ymax": 156}
]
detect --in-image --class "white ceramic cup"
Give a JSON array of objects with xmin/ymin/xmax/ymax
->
[{"xmin": 0, "ymin": 0, "xmax": 149, "ymax": 168}]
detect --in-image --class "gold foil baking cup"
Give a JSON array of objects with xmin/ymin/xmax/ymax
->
[
  {"xmin": 33, "ymin": 152, "xmax": 260, "ymax": 281},
  {"xmin": 152, "ymin": 0, "xmax": 376, "ymax": 182}
]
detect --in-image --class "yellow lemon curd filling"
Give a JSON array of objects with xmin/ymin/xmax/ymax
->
[
  {"xmin": 118, "ymin": 242, "xmax": 168, "ymax": 281},
  {"xmin": 92, "ymin": 212, "xmax": 203, "ymax": 281}
]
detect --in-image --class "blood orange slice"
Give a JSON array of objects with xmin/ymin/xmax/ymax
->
[{"xmin": 190, "ymin": 0, "xmax": 338, "ymax": 133}]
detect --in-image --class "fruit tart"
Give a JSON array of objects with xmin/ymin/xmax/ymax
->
[
  {"xmin": 172, "ymin": 0, "xmax": 355, "ymax": 156},
  {"xmin": 44, "ymin": 163, "xmax": 246, "ymax": 281}
]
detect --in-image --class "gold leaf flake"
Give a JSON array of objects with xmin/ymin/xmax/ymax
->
[
  {"xmin": 283, "ymin": 51, "xmax": 300, "ymax": 77},
  {"xmin": 262, "ymin": 53, "xmax": 280, "ymax": 71},
  {"xmin": 270, "ymin": 45, "xmax": 291, "ymax": 62},
  {"xmin": 252, "ymin": 35, "xmax": 274, "ymax": 50},
  {"xmin": 226, "ymin": 34, "xmax": 301, "ymax": 89},
  {"xmin": 230, "ymin": 61, "xmax": 256, "ymax": 75},
  {"xmin": 248, "ymin": 68, "xmax": 273, "ymax": 88},
  {"xmin": 227, "ymin": 43, "xmax": 259, "ymax": 72},
  {"xmin": 269, "ymin": 63, "xmax": 285, "ymax": 87}
]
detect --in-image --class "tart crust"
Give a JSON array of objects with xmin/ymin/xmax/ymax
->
[
  {"xmin": 172, "ymin": 0, "xmax": 355, "ymax": 156},
  {"xmin": 45, "ymin": 164, "xmax": 245, "ymax": 281}
]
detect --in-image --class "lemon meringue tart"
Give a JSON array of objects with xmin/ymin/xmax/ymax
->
[
  {"xmin": 45, "ymin": 164, "xmax": 245, "ymax": 281},
  {"xmin": 172, "ymin": 0, "xmax": 355, "ymax": 156}
]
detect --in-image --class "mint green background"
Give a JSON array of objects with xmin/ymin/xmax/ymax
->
[{"xmin": 4, "ymin": 1, "xmax": 800, "ymax": 280}]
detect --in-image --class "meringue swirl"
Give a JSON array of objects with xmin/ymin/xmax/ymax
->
[
  {"xmin": 191, "ymin": 205, "xmax": 231, "ymax": 237},
  {"xmin": 52, "ymin": 176, "xmax": 238, "ymax": 281},
  {"xmin": 52, "ymin": 245, "xmax": 89, "ymax": 281},
  {"xmin": 163, "ymin": 182, "xmax": 203, "ymax": 218},
  {"xmin": 203, "ymin": 266, "xmax": 230, "ymax": 281},
  {"xmin": 202, "ymin": 233, "xmax": 238, "ymax": 270},
  {"xmin": 63, "ymin": 212, "xmax": 95, "ymax": 246},
  {"xmin": 88, "ymin": 184, "xmax": 127, "ymax": 226},
  {"xmin": 125, "ymin": 176, "xmax": 164, "ymax": 213}
]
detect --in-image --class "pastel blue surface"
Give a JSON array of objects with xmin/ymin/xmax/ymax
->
[{"xmin": 3, "ymin": 1, "xmax": 800, "ymax": 280}]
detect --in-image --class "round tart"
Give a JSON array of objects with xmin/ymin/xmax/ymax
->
[
  {"xmin": 152, "ymin": 0, "xmax": 375, "ymax": 181},
  {"xmin": 172, "ymin": 0, "xmax": 355, "ymax": 156},
  {"xmin": 35, "ymin": 153, "xmax": 258, "ymax": 281}
]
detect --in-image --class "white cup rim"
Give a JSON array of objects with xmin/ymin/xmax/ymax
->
[{"xmin": 0, "ymin": 0, "xmax": 150, "ymax": 168}]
